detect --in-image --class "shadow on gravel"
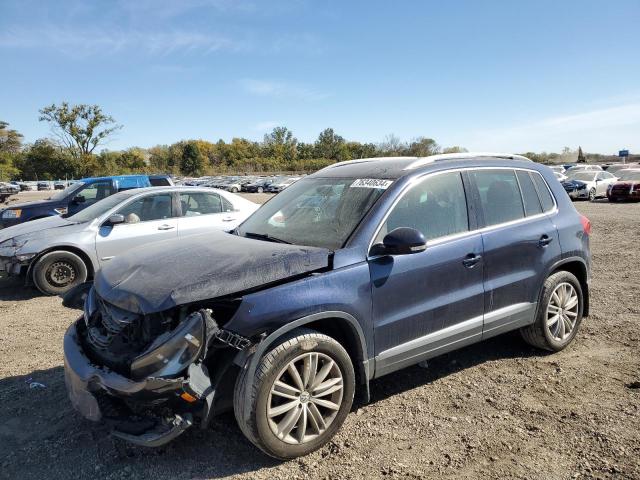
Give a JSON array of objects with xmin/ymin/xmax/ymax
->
[
  {"xmin": 368, "ymin": 331, "xmax": 547, "ymax": 404},
  {"xmin": 0, "ymin": 332, "xmax": 547, "ymax": 479},
  {"xmin": 0, "ymin": 276, "xmax": 41, "ymax": 301}
]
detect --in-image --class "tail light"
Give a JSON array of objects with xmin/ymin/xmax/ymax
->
[{"xmin": 580, "ymin": 215, "xmax": 591, "ymax": 235}]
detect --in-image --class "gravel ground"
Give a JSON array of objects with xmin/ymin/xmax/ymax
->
[{"xmin": 0, "ymin": 193, "xmax": 638, "ymax": 480}]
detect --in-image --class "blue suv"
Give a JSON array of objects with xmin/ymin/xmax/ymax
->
[
  {"xmin": 63, "ymin": 154, "xmax": 591, "ymax": 459},
  {"xmin": 0, "ymin": 174, "xmax": 172, "ymax": 229}
]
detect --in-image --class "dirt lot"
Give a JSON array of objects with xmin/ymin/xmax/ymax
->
[{"xmin": 0, "ymin": 193, "xmax": 638, "ymax": 480}]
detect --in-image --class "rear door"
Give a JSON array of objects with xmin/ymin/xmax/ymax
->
[
  {"xmin": 177, "ymin": 191, "xmax": 238, "ymax": 236},
  {"xmin": 369, "ymin": 171, "xmax": 485, "ymax": 376},
  {"xmin": 94, "ymin": 192, "xmax": 178, "ymax": 264},
  {"xmin": 467, "ymin": 168, "xmax": 561, "ymax": 338}
]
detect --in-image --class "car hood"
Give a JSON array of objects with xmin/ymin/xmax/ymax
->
[
  {"xmin": 0, "ymin": 215, "xmax": 87, "ymax": 244},
  {"xmin": 1, "ymin": 198, "xmax": 61, "ymax": 210},
  {"xmin": 562, "ymin": 179, "xmax": 588, "ymax": 188},
  {"xmin": 94, "ymin": 231, "xmax": 331, "ymax": 315}
]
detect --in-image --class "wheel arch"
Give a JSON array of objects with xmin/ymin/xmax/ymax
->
[
  {"xmin": 544, "ymin": 257, "xmax": 590, "ymax": 317},
  {"xmin": 235, "ymin": 311, "xmax": 371, "ymax": 423},
  {"xmin": 26, "ymin": 245, "xmax": 96, "ymax": 284}
]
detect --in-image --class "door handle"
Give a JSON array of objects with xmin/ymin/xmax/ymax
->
[
  {"xmin": 462, "ymin": 253, "xmax": 482, "ymax": 268},
  {"xmin": 158, "ymin": 224, "xmax": 175, "ymax": 230},
  {"xmin": 538, "ymin": 234, "xmax": 553, "ymax": 247},
  {"xmin": 222, "ymin": 217, "xmax": 236, "ymax": 222}
]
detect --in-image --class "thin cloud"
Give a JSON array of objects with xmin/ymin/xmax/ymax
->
[
  {"xmin": 0, "ymin": 27, "xmax": 245, "ymax": 57},
  {"xmin": 467, "ymin": 102, "xmax": 640, "ymax": 153},
  {"xmin": 240, "ymin": 79, "xmax": 329, "ymax": 101}
]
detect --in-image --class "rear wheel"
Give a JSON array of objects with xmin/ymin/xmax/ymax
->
[
  {"xmin": 234, "ymin": 329, "xmax": 355, "ymax": 459},
  {"xmin": 521, "ymin": 271, "xmax": 583, "ymax": 351},
  {"xmin": 32, "ymin": 250, "xmax": 88, "ymax": 295},
  {"xmin": 257, "ymin": 186, "xmax": 264, "ymax": 193}
]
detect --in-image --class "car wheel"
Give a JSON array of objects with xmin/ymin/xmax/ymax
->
[
  {"xmin": 520, "ymin": 271, "xmax": 583, "ymax": 352},
  {"xmin": 231, "ymin": 187, "xmax": 239, "ymax": 193},
  {"xmin": 257, "ymin": 187, "xmax": 264, "ymax": 193},
  {"xmin": 589, "ymin": 188, "xmax": 597, "ymax": 202},
  {"xmin": 234, "ymin": 328, "xmax": 355, "ymax": 460},
  {"xmin": 32, "ymin": 250, "xmax": 88, "ymax": 295}
]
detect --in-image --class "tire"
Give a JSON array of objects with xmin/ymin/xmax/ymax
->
[
  {"xmin": 257, "ymin": 187, "xmax": 264, "ymax": 193},
  {"xmin": 520, "ymin": 271, "xmax": 584, "ymax": 352},
  {"xmin": 589, "ymin": 188, "xmax": 597, "ymax": 202},
  {"xmin": 231, "ymin": 187, "xmax": 239, "ymax": 193},
  {"xmin": 233, "ymin": 328, "xmax": 355, "ymax": 460},
  {"xmin": 32, "ymin": 250, "xmax": 88, "ymax": 296}
]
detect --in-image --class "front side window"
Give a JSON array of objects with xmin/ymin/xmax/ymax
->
[
  {"xmin": 236, "ymin": 177, "xmax": 388, "ymax": 249},
  {"xmin": 179, "ymin": 192, "xmax": 223, "ymax": 216},
  {"xmin": 470, "ymin": 169, "xmax": 525, "ymax": 227},
  {"xmin": 78, "ymin": 181, "xmax": 114, "ymax": 204},
  {"xmin": 375, "ymin": 172, "xmax": 469, "ymax": 243},
  {"xmin": 116, "ymin": 193, "xmax": 173, "ymax": 223}
]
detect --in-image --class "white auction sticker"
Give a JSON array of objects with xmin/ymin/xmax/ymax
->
[{"xmin": 350, "ymin": 178, "xmax": 393, "ymax": 189}]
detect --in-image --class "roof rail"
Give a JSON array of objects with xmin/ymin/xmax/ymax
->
[{"xmin": 404, "ymin": 152, "xmax": 532, "ymax": 170}]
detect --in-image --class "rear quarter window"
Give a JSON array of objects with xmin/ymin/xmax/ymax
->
[{"xmin": 530, "ymin": 172, "xmax": 555, "ymax": 212}]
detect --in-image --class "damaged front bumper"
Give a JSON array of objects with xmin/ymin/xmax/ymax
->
[
  {"xmin": 0, "ymin": 254, "xmax": 32, "ymax": 278},
  {"xmin": 63, "ymin": 312, "xmax": 251, "ymax": 447}
]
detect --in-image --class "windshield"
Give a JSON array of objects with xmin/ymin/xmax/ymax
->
[
  {"xmin": 49, "ymin": 182, "xmax": 83, "ymax": 201},
  {"xmin": 67, "ymin": 190, "xmax": 140, "ymax": 223},
  {"xmin": 568, "ymin": 172, "xmax": 596, "ymax": 181},
  {"xmin": 618, "ymin": 170, "xmax": 640, "ymax": 181},
  {"xmin": 237, "ymin": 177, "xmax": 390, "ymax": 249}
]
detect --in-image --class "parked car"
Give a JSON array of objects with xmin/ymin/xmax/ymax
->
[
  {"xmin": 10, "ymin": 181, "xmax": 30, "ymax": 192},
  {"xmin": 606, "ymin": 169, "xmax": 640, "ymax": 202},
  {"xmin": 244, "ymin": 177, "xmax": 275, "ymax": 193},
  {"xmin": 266, "ymin": 176, "xmax": 302, "ymax": 193},
  {"xmin": 605, "ymin": 163, "xmax": 640, "ymax": 177},
  {"xmin": 54, "ymin": 181, "xmax": 67, "ymax": 190},
  {"xmin": 63, "ymin": 153, "xmax": 591, "ymax": 459},
  {"xmin": 565, "ymin": 164, "xmax": 603, "ymax": 174},
  {"xmin": 549, "ymin": 166, "xmax": 566, "ymax": 174},
  {"xmin": 37, "ymin": 181, "xmax": 52, "ymax": 191},
  {"xmin": 0, "ymin": 174, "xmax": 173, "ymax": 229},
  {"xmin": 553, "ymin": 171, "xmax": 568, "ymax": 182},
  {"xmin": 0, "ymin": 182, "xmax": 20, "ymax": 202},
  {"xmin": 562, "ymin": 170, "xmax": 617, "ymax": 201},
  {"xmin": 0, "ymin": 187, "xmax": 258, "ymax": 294}
]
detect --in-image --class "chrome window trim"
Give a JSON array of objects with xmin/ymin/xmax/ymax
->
[{"xmin": 367, "ymin": 166, "xmax": 559, "ymax": 255}]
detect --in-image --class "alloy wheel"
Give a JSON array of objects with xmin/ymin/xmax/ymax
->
[
  {"xmin": 589, "ymin": 188, "xmax": 596, "ymax": 201},
  {"xmin": 267, "ymin": 352, "xmax": 344, "ymax": 445},
  {"xmin": 546, "ymin": 282, "xmax": 579, "ymax": 341}
]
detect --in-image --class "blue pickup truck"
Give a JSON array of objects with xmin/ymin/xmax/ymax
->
[{"xmin": 0, "ymin": 174, "xmax": 173, "ymax": 229}]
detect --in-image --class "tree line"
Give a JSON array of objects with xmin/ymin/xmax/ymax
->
[{"xmin": 0, "ymin": 102, "xmax": 588, "ymax": 181}]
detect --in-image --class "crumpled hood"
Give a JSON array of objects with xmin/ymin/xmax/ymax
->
[
  {"xmin": 94, "ymin": 231, "xmax": 331, "ymax": 315},
  {"xmin": 0, "ymin": 215, "xmax": 83, "ymax": 244}
]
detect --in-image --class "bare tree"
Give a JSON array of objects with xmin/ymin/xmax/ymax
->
[{"xmin": 39, "ymin": 102, "xmax": 122, "ymax": 159}]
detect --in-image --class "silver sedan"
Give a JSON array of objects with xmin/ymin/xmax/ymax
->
[{"xmin": 0, "ymin": 186, "xmax": 259, "ymax": 295}]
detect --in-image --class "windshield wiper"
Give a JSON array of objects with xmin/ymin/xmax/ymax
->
[{"xmin": 243, "ymin": 232, "xmax": 292, "ymax": 244}]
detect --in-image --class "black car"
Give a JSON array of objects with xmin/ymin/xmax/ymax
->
[{"xmin": 64, "ymin": 154, "xmax": 591, "ymax": 459}]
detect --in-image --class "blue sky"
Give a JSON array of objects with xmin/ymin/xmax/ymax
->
[{"xmin": 1, "ymin": 0, "xmax": 639, "ymax": 154}]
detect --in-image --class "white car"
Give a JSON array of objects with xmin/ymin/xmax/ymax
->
[
  {"xmin": 554, "ymin": 171, "xmax": 568, "ymax": 182},
  {"xmin": 564, "ymin": 170, "xmax": 617, "ymax": 201},
  {"xmin": 0, "ymin": 187, "xmax": 259, "ymax": 295},
  {"xmin": 565, "ymin": 164, "xmax": 603, "ymax": 174},
  {"xmin": 549, "ymin": 166, "xmax": 566, "ymax": 174}
]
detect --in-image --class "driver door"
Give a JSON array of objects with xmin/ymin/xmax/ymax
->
[
  {"xmin": 94, "ymin": 192, "xmax": 178, "ymax": 264},
  {"xmin": 369, "ymin": 172, "xmax": 485, "ymax": 376}
]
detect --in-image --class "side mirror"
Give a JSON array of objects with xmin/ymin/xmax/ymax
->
[
  {"xmin": 108, "ymin": 213, "xmax": 125, "ymax": 225},
  {"xmin": 73, "ymin": 195, "xmax": 86, "ymax": 204},
  {"xmin": 370, "ymin": 227, "xmax": 427, "ymax": 256}
]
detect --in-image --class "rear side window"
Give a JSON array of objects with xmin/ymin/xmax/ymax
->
[
  {"xmin": 530, "ymin": 173, "xmax": 555, "ymax": 212},
  {"xmin": 149, "ymin": 176, "xmax": 172, "ymax": 186},
  {"xmin": 516, "ymin": 171, "xmax": 543, "ymax": 216},
  {"xmin": 470, "ymin": 170, "xmax": 524, "ymax": 226},
  {"xmin": 376, "ymin": 171, "xmax": 469, "ymax": 242},
  {"xmin": 179, "ymin": 192, "xmax": 223, "ymax": 216},
  {"xmin": 117, "ymin": 193, "xmax": 174, "ymax": 223}
]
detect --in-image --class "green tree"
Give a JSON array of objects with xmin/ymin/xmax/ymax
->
[
  {"xmin": 16, "ymin": 139, "xmax": 76, "ymax": 180},
  {"xmin": 39, "ymin": 102, "xmax": 122, "ymax": 159},
  {"xmin": 263, "ymin": 127, "xmax": 297, "ymax": 161},
  {"xmin": 407, "ymin": 137, "xmax": 440, "ymax": 157},
  {"xmin": 0, "ymin": 121, "xmax": 23, "ymax": 180},
  {"xmin": 442, "ymin": 146, "xmax": 468, "ymax": 154},
  {"xmin": 180, "ymin": 141, "xmax": 205, "ymax": 175},
  {"xmin": 314, "ymin": 128, "xmax": 347, "ymax": 160}
]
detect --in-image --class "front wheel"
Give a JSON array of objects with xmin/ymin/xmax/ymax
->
[
  {"xmin": 521, "ymin": 271, "xmax": 584, "ymax": 351},
  {"xmin": 234, "ymin": 329, "xmax": 355, "ymax": 459},
  {"xmin": 257, "ymin": 186, "xmax": 264, "ymax": 193},
  {"xmin": 32, "ymin": 250, "xmax": 88, "ymax": 295},
  {"xmin": 589, "ymin": 188, "xmax": 597, "ymax": 202}
]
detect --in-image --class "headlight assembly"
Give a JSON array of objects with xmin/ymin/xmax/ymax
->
[{"xmin": 130, "ymin": 312, "xmax": 204, "ymax": 380}]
